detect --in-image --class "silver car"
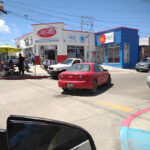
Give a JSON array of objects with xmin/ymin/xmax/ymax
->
[
  {"xmin": 135, "ymin": 58, "xmax": 150, "ymax": 72},
  {"xmin": 147, "ymin": 71, "xmax": 150, "ymax": 88}
]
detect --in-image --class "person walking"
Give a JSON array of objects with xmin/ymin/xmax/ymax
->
[{"xmin": 18, "ymin": 53, "xmax": 25, "ymax": 75}]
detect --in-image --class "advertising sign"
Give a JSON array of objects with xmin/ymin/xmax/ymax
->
[
  {"xmin": 37, "ymin": 27, "xmax": 56, "ymax": 38},
  {"xmin": 68, "ymin": 35, "xmax": 77, "ymax": 42},
  {"xmin": 35, "ymin": 38, "xmax": 59, "ymax": 43},
  {"xmin": 99, "ymin": 32, "xmax": 114, "ymax": 44}
]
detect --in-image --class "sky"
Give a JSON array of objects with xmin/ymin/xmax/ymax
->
[{"xmin": 0, "ymin": 0, "xmax": 150, "ymax": 46}]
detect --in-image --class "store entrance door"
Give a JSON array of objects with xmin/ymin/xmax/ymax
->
[
  {"xmin": 96, "ymin": 46, "xmax": 105, "ymax": 64},
  {"xmin": 40, "ymin": 45, "xmax": 57, "ymax": 64}
]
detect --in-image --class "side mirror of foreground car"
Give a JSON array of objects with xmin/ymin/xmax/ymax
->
[
  {"xmin": 103, "ymin": 69, "xmax": 108, "ymax": 72},
  {"xmin": 0, "ymin": 115, "xmax": 96, "ymax": 150}
]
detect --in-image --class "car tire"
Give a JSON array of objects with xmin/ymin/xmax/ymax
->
[
  {"xmin": 106, "ymin": 75, "xmax": 111, "ymax": 86},
  {"xmin": 136, "ymin": 68, "xmax": 139, "ymax": 72},
  {"xmin": 91, "ymin": 80, "xmax": 97, "ymax": 94}
]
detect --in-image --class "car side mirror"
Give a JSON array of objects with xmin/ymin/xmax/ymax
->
[
  {"xmin": 4, "ymin": 115, "xmax": 96, "ymax": 150},
  {"xmin": 103, "ymin": 69, "xmax": 108, "ymax": 72}
]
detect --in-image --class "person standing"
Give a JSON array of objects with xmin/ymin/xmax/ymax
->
[
  {"xmin": 31, "ymin": 54, "xmax": 35, "ymax": 65},
  {"xmin": 18, "ymin": 53, "xmax": 25, "ymax": 75}
]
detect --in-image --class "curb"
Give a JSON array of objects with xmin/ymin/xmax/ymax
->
[
  {"xmin": 0, "ymin": 75, "xmax": 50, "ymax": 80},
  {"xmin": 120, "ymin": 107, "xmax": 150, "ymax": 150}
]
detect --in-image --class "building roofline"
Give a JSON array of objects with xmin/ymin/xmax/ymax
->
[
  {"xmin": 63, "ymin": 29, "xmax": 93, "ymax": 34},
  {"xmin": 32, "ymin": 22, "xmax": 65, "ymax": 26},
  {"xmin": 95, "ymin": 27, "xmax": 138, "ymax": 34},
  {"xmin": 15, "ymin": 32, "xmax": 32, "ymax": 40}
]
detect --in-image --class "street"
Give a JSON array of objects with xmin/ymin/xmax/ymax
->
[{"xmin": 0, "ymin": 70, "xmax": 150, "ymax": 150}]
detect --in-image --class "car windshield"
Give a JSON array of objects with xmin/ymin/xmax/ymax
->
[
  {"xmin": 67, "ymin": 64, "xmax": 90, "ymax": 72},
  {"xmin": 145, "ymin": 59, "xmax": 150, "ymax": 63},
  {"xmin": 142, "ymin": 58, "xmax": 150, "ymax": 63},
  {"xmin": 62, "ymin": 59, "xmax": 73, "ymax": 65}
]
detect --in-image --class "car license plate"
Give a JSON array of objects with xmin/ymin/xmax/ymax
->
[{"xmin": 67, "ymin": 83, "xmax": 73, "ymax": 88}]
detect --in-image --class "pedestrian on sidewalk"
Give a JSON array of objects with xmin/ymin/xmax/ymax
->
[
  {"xmin": 18, "ymin": 53, "xmax": 25, "ymax": 75},
  {"xmin": 31, "ymin": 54, "xmax": 35, "ymax": 65}
]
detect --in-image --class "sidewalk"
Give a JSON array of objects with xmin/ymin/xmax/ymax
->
[
  {"xmin": 0, "ymin": 65, "xmax": 50, "ymax": 80},
  {"xmin": 102, "ymin": 65, "xmax": 137, "ymax": 74},
  {"xmin": 120, "ymin": 108, "xmax": 150, "ymax": 150}
]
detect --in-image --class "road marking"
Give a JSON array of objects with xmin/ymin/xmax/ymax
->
[{"xmin": 100, "ymin": 101, "xmax": 134, "ymax": 112}]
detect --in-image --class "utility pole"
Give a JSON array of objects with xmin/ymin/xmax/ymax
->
[
  {"xmin": 81, "ymin": 16, "xmax": 93, "ymax": 32},
  {"xmin": 81, "ymin": 16, "xmax": 94, "ymax": 62}
]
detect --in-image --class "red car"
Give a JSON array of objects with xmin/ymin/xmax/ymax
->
[{"xmin": 58, "ymin": 63, "xmax": 111, "ymax": 93}]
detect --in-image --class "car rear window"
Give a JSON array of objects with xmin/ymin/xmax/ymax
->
[{"xmin": 67, "ymin": 64, "xmax": 90, "ymax": 72}]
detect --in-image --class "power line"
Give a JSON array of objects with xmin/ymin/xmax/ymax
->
[
  {"xmin": 6, "ymin": 3, "xmax": 81, "ymax": 25},
  {"xmin": 7, "ymin": 0, "xmax": 80, "ymax": 19},
  {"xmin": 4, "ymin": 0, "xmax": 150, "ymax": 38},
  {"xmin": 6, "ymin": 8, "xmax": 150, "ymax": 38},
  {"xmin": 6, "ymin": 0, "xmax": 150, "ymax": 35}
]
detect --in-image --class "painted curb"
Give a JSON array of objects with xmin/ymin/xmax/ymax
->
[
  {"xmin": 0, "ymin": 76, "xmax": 50, "ymax": 80},
  {"xmin": 120, "ymin": 107, "xmax": 150, "ymax": 150}
]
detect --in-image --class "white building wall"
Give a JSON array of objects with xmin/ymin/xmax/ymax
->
[
  {"xmin": 16, "ymin": 22, "xmax": 96, "ymax": 62},
  {"xmin": 32, "ymin": 23, "xmax": 65, "ymax": 56},
  {"xmin": 62, "ymin": 30, "xmax": 95, "ymax": 62}
]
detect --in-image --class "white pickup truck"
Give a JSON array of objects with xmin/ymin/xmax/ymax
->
[{"xmin": 48, "ymin": 58, "xmax": 83, "ymax": 78}]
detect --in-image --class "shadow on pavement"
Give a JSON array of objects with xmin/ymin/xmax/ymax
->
[
  {"xmin": 61, "ymin": 83, "xmax": 114, "ymax": 97},
  {"xmin": 0, "ymin": 73, "xmax": 48, "ymax": 80}
]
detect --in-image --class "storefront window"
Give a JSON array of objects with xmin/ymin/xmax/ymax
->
[
  {"xmin": 67, "ymin": 46, "xmax": 84, "ymax": 60},
  {"xmin": 24, "ymin": 37, "xmax": 33, "ymax": 46},
  {"xmin": 108, "ymin": 44, "xmax": 120, "ymax": 63},
  {"xmin": 124, "ymin": 43, "xmax": 130, "ymax": 64}
]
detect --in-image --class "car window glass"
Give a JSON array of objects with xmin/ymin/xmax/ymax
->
[
  {"xmin": 72, "ymin": 60, "xmax": 80, "ymax": 64},
  {"xmin": 67, "ymin": 64, "xmax": 90, "ymax": 72},
  {"xmin": 62, "ymin": 59, "xmax": 72, "ymax": 65},
  {"xmin": 98, "ymin": 65, "xmax": 104, "ymax": 72},
  {"xmin": 93, "ymin": 64, "xmax": 100, "ymax": 72},
  {"xmin": 72, "ymin": 60, "xmax": 77, "ymax": 64},
  {"xmin": 8, "ymin": 122, "xmax": 88, "ymax": 150}
]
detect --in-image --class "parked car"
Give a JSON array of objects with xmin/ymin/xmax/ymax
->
[
  {"xmin": 147, "ymin": 70, "xmax": 150, "ymax": 88},
  {"xmin": 58, "ymin": 63, "xmax": 111, "ymax": 93},
  {"xmin": 135, "ymin": 57, "xmax": 150, "ymax": 72},
  {"xmin": 48, "ymin": 58, "xmax": 83, "ymax": 78}
]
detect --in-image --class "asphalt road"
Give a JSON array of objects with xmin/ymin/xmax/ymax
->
[{"xmin": 0, "ymin": 70, "xmax": 149, "ymax": 150}]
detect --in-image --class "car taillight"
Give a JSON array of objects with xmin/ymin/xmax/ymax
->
[
  {"xmin": 79, "ymin": 75, "xmax": 83, "ymax": 78},
  {"xmin": 78, "ymin": 75, "xmax": 89, "ymax": 79},
  {"xmin": 59, "ymin": 75, "xmax": 63, "ymax": 79}
]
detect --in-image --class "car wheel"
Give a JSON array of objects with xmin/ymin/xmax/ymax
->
[
  {"xmin": 136, "ymin": 68, "xmax": 139, "ymax": 72},
  {"xmin": 91, "ymin": 80, "xmax": 97, "ymax": 94},
  {"xmin": 106, "ymin": 75, "xmax": 111, "ymax": 86}
]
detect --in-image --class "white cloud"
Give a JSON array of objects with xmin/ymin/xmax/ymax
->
[
  {"xmin": 12, "ymin": 24, "xmax": 19, "ymax": 33},
  {"xmin": 0, "ymin": 19, "xmax": 10, "ymax": 33}
]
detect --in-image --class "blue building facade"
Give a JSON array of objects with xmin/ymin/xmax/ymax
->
[{"xmin": 95, "ymin": 27, "xmax": 139, "ymax": 68}]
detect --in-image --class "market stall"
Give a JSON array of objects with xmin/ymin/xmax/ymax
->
[{"xmin": 0, "ymin": 44, "xmax": 21, "ymax": 76}]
